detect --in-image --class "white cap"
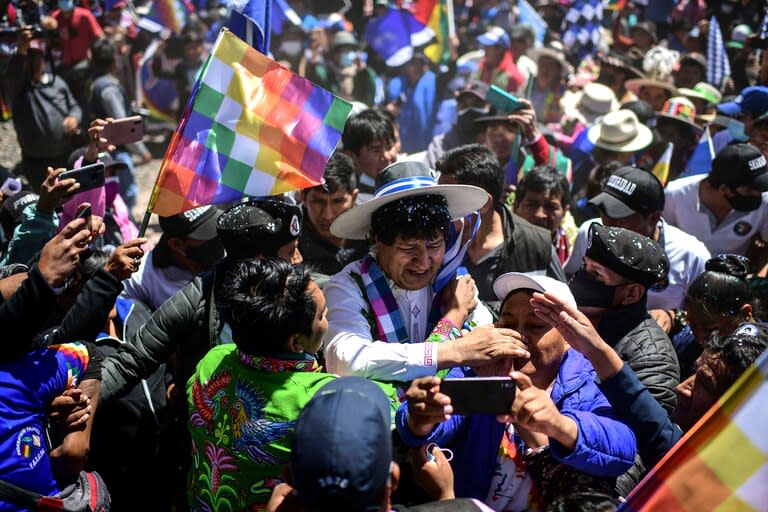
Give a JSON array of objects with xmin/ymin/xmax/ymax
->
[{"xmin": 492, "ymin": 272, "xmax": 576, "ymax": 307}]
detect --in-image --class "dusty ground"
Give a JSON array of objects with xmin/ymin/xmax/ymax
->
[{"xmin": 0, "ymin": 120, "xmax": 167, "ymax": 246}]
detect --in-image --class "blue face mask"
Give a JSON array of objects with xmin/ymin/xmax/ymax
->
[
  {"xmin": 58, "ymin": 0, "xmax": 74, "ymax": 11},
  {"xmin": 339, "ymin": 50, "xmax": 357, "ymax": 68},
  {"xmin": 728, "ymin": 119, "xmax": 747, "ymax": 141}
]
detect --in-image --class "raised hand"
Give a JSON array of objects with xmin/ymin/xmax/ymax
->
[
  {"xmin": 37, "ymin": 167, "xmax": 79, "ymax": 213},
  {"xmin": 530, "ymin": 291, "xmax": 624, "ymax": 380},
  {"xmin": 441, "ymin": 274, "xmax": 478, "ymax": 325},
  {"xmin": 439, "ymin": 325, "xmax": 530, "ymax": 370},
  {"xmin": 405, "ymin": 376, "xmax": 452, "ymax": 437},
  {"xmin": 502, "ymin": 371, "xmax": 577, "ymax": 451},
  {"xmin": 104, "ymin": 238, "xmax": 149, "ymax": 280},
  {"xmin": 37, "ymin": 217, "xmax": 91, "ymax": 287}
]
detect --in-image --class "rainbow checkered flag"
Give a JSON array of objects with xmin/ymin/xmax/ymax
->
[
  {"xmin": 562, "ymin": 0, "xmax": 603, "ymax": 61},
  {"xmin": 707, "ymin": 16, "xmax": 731, "ymax": 89},
  {"xmin": 148, "ymin": 29, "xmax": 352, "ymax": 217},
  {"xmin": 620, "ymin": 349, "xmax": 768, "ymax": 511},
  {"xmin": 651, "ymin": 142, "xmax": 673, "ymax": 187}
]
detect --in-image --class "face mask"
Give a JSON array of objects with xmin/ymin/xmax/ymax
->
[
  {"xmin": 727, "ymin": 119, "xmax": 747, "ymax": 141},
  {"xmin": 280, "ymin": 40, "xmax": 303, "ymax": 57},
  {"xmin": 58, "ymin": 0, "xmax": 74, "ymax": 11},
  {"xmin": 186, "ymin": 239, "xmax": 225, "ymax": 270},
  {"xmin": 568, "ymin": 268, "xmax": 618, "ymax": 308},
  {"xmin": 339, "ymin": 50, "xmax": 357, "ymax": 68},
  {"xmin": 726, "ymin": 191, "xmax": 762, "ymax": 212}
]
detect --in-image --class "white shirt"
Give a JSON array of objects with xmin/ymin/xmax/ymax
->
[
  {"xmin": 663, "ymin": 175, "xmax": 768, "ymax": 256},
  {"xmin": 324, "ymin": 257, "xmax": 494, "ymax": 382},
  {"xmin": 564, "ymin": 218, "xmax": 711, "ymax": 310},
  {"xmin": 120, "ymin": 249, "xmax": 195, "ymax": 311}
]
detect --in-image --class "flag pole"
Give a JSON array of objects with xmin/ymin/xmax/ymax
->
[{"xmin": 446, "ymin": 0, "xmax": 456, "ymax": 39}]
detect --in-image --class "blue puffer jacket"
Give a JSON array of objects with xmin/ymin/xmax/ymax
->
[{"xmin": 396, "ymin": 349, "xmax": 637, "ymax": 500}]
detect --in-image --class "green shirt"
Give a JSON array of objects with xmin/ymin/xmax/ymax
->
[{"xmin": 186, "ymin": 345, "xmax": 398, "ymax": 510}]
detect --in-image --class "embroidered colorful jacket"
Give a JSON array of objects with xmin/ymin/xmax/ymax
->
[{"xmin": 186, "ymin": 345, "xmax": 397, "ymax": 511}]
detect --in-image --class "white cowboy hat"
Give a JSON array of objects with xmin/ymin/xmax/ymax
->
[
  {"xmin": 587, "ymin": 109, "xmax": 654, "ymax": 152},
  {"xmin": 330, "ymin": 161, "xmax": 487, "ymax": 240},
  {"xmin": 560, "ymin": 82, "xmax": 620, "ymax": 126}
]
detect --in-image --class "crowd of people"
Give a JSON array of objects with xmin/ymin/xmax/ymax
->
[{"xmin": 2, "ymin": 0, "xmax": 768, "ymax": 511}]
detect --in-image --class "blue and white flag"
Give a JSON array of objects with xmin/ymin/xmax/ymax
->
[
  {"xmin": 364, "ymin": 6, "xmax": 435, "ymax": 67},
  {"xmin": 707, "ymin": 16, "xmax": 731, "ymax": 88},
  {"xmin": 271, "ymin": 0, "xmax": 301, "ymax": 36},
  {"xmin": 518, "ymin": 0, "xmax": 548, "ymax": 45},
  {"xmin": 227, "ymin": 0, "xmax": 271, "ymax": 54},
  {"xmin": 562, "ymin": 0, "xmax": 603, "ymax": 61},
  {"xmin": 681, "ymin": 128, "xmax": 715, "ymax": 178}
]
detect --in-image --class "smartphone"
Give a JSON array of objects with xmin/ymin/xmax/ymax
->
[
  {"xmin": 75, "ymin": 204, "xmax": 92, "ymax": 220},
  {"xmin": 440, "ymin": 377, "xmax": 516, "ymax": 415},
  {"xmin": 485, "ymin": 84, "xmax": 524, "ymax": 114},
  {"xmin": 59, "ymin": 162, "xmax": 106, "ymax": 194},
  {"xmin": 100, "ymin": 115, "xmax": 144, "ymax": 145}
]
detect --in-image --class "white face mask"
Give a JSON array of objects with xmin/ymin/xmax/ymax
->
[{"xmin": 280, "ymin": 40, "xmax": 303, "ymax": 57}]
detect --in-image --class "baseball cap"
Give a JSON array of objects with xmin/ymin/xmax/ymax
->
[
  {"xmin": 727, "ymin": 24, "xmax": 753, "ymax": 49},
  {"xmin": 0, "ymin": 191, "xmax": 39, "ymax": 238},
  {"xmin": 217, "ymin": 198, "xmax": 302, "ymax": 259},
  {"xmin": 585, "ymin": 223, "xmax": 669, "ymax": 288},
  {"xmin": 477, "ymin": 26, "xmax": 511, "ymax": 49},
  {"xmin": 589, "ymin": 167, "xmax": 665, "ymax": 219},
  {"xmin": 158, "ymin": 205, "xmax": 221, "ymax": 241},
  {"xmin": 710, "ymin": 143, "xmax": 768, "ymax": 192},
  {"xmin": 291, "ymin": 377, "xmax": 393, "ymax": 512},
  {"xmin": 457, "ymin": 79, "xmax": 490, "ymax": 101},
  {"xmin": 717, "ymin": 86, "xmax": 768, "ymax": 116},
  {"xmin": 493, "ymin": 272, "xmax": 576, "ymax": 306}
]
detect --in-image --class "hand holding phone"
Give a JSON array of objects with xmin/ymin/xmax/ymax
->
[
  {"xmin": 485, "ymin": 84, "xmax": 524, "ymax": 114},
  {"xmin": 440, "ymin": 377, "xmax": 516, "ymax": 415},
  {"xmin": 100, "ymin": 115, "xmax": 144, "ymax": 146},
  {"xmin": 59, "ymin": 162, "xmax": 106, "ymax": 194}
]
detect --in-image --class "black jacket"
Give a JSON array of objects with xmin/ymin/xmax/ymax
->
[
  {"xmin": 100, "ymin": 264, "xmax": 222, "ymax": 403},
  {"xmin": 0, "ymin": 265, "xmax": 56, "ymax": 359},
  {"xmin": 465, "ymin": 204, "xmax": 566, "ymax": 313},
  {"xmin": 597, "ymin": 299, "xmax": 680, "ymax": 414},
  {"xmin": 299, "ymin": 208, "xmax": 368, "ymax": 277}
]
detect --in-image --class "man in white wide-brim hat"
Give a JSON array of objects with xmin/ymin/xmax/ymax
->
[{"xmin": 323, "ymin": 161, "xmax": 528, "ymax": 383}]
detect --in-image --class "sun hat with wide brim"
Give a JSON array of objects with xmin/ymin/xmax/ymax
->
[
  {"xmin": 587, "ymin": 109, "xmax": 654, "ymax": 152},
  {"xmin": 624, "ymin": 77, "xmax": 679, "ymax": 97},
  {"xmin": 656, "ymin": 96, "xmax": 703, "ymax": 134},
  {"xmin": 597, "ymin": 52, "xmax": 645, "ymax": 80},
  {"xmin": 677, "ymin": 82, "xmax": 722, "ymax": 107},
  {"xmin": 560, "ymin": 82, "xmax": 620, "ymax": 125},
  {"xmin": 330, "ymin": 161, "xmax": 488, "ymax": 240},
  {"xmin": 528, "ymin": 46, "xmax": 573, "ymax": 78}
]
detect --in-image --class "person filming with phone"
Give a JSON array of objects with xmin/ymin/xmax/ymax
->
[{"xmin": 396, "ymin": 273, "xmax": 636, "ymax": 510}]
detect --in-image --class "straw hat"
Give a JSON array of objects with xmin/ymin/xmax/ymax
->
[
  {"xmin": 528, "ymin": 42, "xmax": 573, "ymax": 78},
  {"xmin": 587, "ymin": 109, "xmax": 654, "ymax": 152},
  {"xmin": 560, "ymin": 82, "xmax": 620, "ymax": 125},
  {"xmin": 330, "ymin": 161, "xmax": 487, "ymax": 240},
  {"xmin": 677, "ymin": 82, "xmax": 722, "ymax": 107}
]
